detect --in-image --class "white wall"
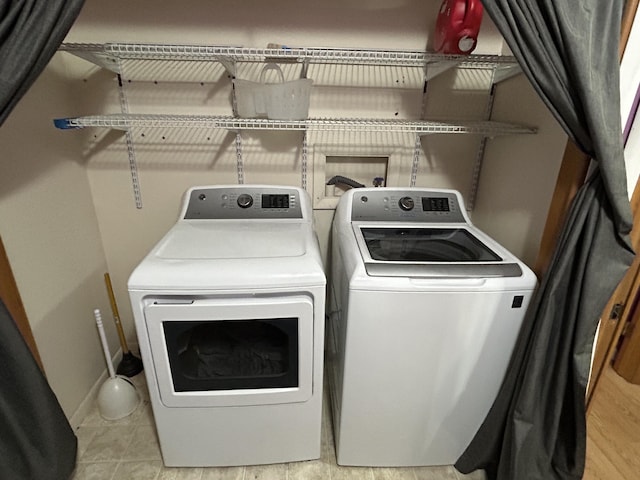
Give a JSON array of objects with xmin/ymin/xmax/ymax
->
[
  {"xmin": 65, "ymin": 0, "xmax": 458, "ymax": 51},
  {"xmin": 471, "ymin": 75, "xmax": 568, "ymax": 263},
  {"xmin": 621, "ymin": 5, "xmax": 640, "ymax": 198},
  {"xmin": 0, "ymin": 56, "xmax": 113, "ymax": 418},
  {"xmin": 1, "ymin": 0, "xmax": 566, "ymax": 420}
]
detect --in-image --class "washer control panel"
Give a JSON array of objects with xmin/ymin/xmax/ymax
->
[
  {"xmin": 351, "ymin": 189, "xmax": 466, "ymax": 223},
  {"xmin": 184, "ymin": 187, "xmax": 302, "ymax": 219}
]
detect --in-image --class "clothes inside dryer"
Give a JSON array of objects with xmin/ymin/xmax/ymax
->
[
  {"xmin": 360, "ymin": 227, "xmax": 502, "ymax": 262},
  {"xmin": 164, "ymin": 318, "xmax": 299, "ymax": 392}
]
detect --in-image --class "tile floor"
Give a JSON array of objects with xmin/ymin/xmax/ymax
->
[{"xmin": 72, "ymin": 374, "xmax": 487, "ymax": 480}]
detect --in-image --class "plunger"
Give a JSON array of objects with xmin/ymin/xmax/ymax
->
[
  {"xmin": 94, "ymin": 308, "xmax": 140, "ymax": 420},
  {"xmin": 104, "ymin": 272, "xmax": 144, "ymax": 377}
]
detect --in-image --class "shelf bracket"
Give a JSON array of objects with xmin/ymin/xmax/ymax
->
[
  {"xmin": 59, "ymin": 45, "xmax": 120, "ymax": 73},
  {"xmin": 424, "ymin": 61, "xmax": 459, "ymax": 82},
  {"xmin": 493, "ymin": 64, "xmax": 522, "ymax": 84},
  {"xmin": 216, "ymin": 56, "xmax": 237, "ymax": 77},
  {"xmin": 301, "ymin": 59, "xmax": 310, "ymax": 79}
]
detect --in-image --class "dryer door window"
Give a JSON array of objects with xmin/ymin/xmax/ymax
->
[
  {"xmin": 163, "ymin": 317, "xmax": 298, "ymax": 392},
  {"xmin": 144, "ymin": 295, "xmax": 314, "ymax": 407}
]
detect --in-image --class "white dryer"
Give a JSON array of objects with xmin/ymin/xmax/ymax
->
[
  {"xmin": 128, "ymin": 185, "xmax": 325, "ymax": 467},
  {"xmin": 328, "ymin": 187, "xmax": 537, "ymax": 467}
]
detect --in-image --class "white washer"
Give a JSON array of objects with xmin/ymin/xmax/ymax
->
[
  {"xmin": 328, "ymin": 187, "xmax": 537, "ymax": 467},
  {"xmin": 128, "ymin": 185, "xmax": 325, "ymax": 467}
]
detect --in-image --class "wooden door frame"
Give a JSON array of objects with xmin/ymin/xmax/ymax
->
[
  {"xmin": 612, "ymin": 263, "xmax": 640, "ymax": 383},
  {"xmin": 0, "ymin": 235, "xmax": 44, "ymax": 371},
  {"xmin": 587, "ymin": 177, "xmax": 640, "ymax": 405}
]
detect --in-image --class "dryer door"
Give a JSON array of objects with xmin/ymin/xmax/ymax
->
[{"xmin": 144, "ymin": 295, "xmax": 314, "ymax": 407}]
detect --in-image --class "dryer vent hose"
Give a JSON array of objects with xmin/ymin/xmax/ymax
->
[{"xmin": 326, "ymin": 175, "xmax": 365, "ymax": 189}]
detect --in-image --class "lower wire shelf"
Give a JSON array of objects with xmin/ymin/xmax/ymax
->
[{"xmin": 53, "ymin": 114, "xmax": 536, "ymax": 136}]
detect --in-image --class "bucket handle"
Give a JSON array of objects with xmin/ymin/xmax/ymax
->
[{"xmin": 260, "ymin": 63, "xmax": 285, "ymax": 84}]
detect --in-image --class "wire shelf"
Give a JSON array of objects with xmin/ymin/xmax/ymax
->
[
  {"xmin": 55, "ymin": 42, "xmax": 531, "ymax": 209},
  {"xmin": 54, "ymin": 114, "xmax": 536, "ymax": 136},
  {"xmin": 59, "ymin": 43, "xmax": 518, "ymax": 69}
]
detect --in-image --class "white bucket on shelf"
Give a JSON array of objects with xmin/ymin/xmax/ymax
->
[{"xmin": 233, "ymin": 63, "xmax": 312, "ymax": 120}]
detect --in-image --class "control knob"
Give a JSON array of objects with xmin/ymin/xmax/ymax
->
[
  {"xmin": 398, "ymin": 196, "xmax": 415, "ymax": 211},
  {"xmin": 237, "ymin": 193, "xmax": 254, "ymax": 209}
]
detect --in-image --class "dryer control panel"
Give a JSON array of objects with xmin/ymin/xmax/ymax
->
[
  {"xmin": 350, "ymin": 189, "xmax": 466, "ymax": 223},
  {"xmin": 183, "ymin": 187, "xmax": 303, "ymax": 219}
]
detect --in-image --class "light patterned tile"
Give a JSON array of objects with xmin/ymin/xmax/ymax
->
[
  {"xmin": 321, "ymin": 434, "xmax": 337, "ymax": 465},
  {"xmin": 75, "ymin": 426, "xmax": 100, "ymax": 459},
  {"xmin": 372, "ymin": 467, "xmax": 417, "ymax": 480},
  {"xmin": 413, "ymin": 465, "xmax": 459, "ymax": 480},
  {"xmin": 331, "ymin": 464, "xmax": 374, "ymax": 480},
  {"xmin": 115, "ymin": 397, "xmax": 153, "ymax": 426},
  {"xmin": 158, "ymin": 466, "xmax": 203, "ymax": 479},
  {"xmin": 71, "ymin": 461, "xmax": 118, "ymax": 480},
  {"xmin": 81, "ymin": 426, "xmax": 136, "ymax": 462},
  {"xmin": 244, "ymin": 463, "xmax": 287, "ymax": 480},
  {"xmin": 322, "ymin": 414, "xmax": 335, "ymax": 448},
  {"xmin": 453, "ymin": 469, "xmax": 487, "ymax": 480},
  {"xmin": 322, "ymin": 418, "xmax": 334, "ymax": 448},
  {"xmin": 80, "ymin": 398, "xmax": 144, "ymax": 428},
  {"xmin": 133, "ymin": 400, "xmax": 156, "ymax": 426},
  {"xmin": 122, "ymin": 425, "xmax": 162, "ymax": 461},
  {"xmin": 321, "ymin": 416, "xmax": 337, "ymax": 464},
  {"xmin": 112, "ymin": 460, "xmax": 162, "ymax": 480},
  {"xmin": 80, "ymin": 405, "xmax": 111, "ymax": 427},
  {"xmin": 200, "ymin": 466, "xmax": 244, "ymax": 480},
  {"xmin": 288, "ymin": 459, "xmax": 332, "ymax": 480}
]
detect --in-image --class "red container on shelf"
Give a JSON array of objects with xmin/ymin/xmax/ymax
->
[{"xmin": 434, "ymin": 0, "xmax": 484, "ymax": 55}]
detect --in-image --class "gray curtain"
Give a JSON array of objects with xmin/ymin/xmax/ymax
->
[
  {"xmin": 0, "ymin": 300, "xmax": 78, "ymax": 479},
  {"xmin": 455, "ymin": 2, "xmax": 635, "ymax": 479},
  {"xmin": 0, "ymin": 0, "xmax": 85, "ymax": 124},
  {"xmin": 1, "ymin": 1, "xmax": 84, "ymax": 479}
]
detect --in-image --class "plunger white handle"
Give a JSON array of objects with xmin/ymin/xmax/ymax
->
[{"xmin": 94, "ymin": 308, "xmax": 116, "ymax": 379}]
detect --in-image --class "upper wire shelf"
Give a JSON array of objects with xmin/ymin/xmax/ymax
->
[{"xmin": 59, "ymin": 42, "xmax": 520, "ymax": 70}]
